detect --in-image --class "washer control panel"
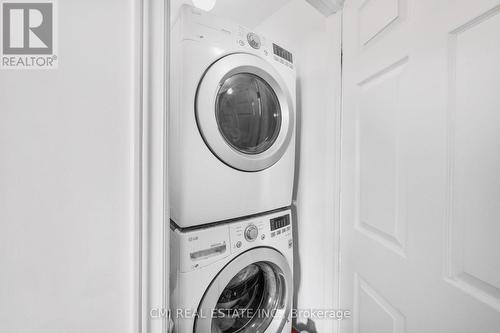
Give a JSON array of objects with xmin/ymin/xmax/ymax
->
[
  {"xmin": 269, "ymin": 214, "xmax": 291, "ymax": 238},
  {"xmin": 229, "ymin": 212, "xmax": 292, "ymax": 253},
  {"xmin": 230, "ymin": 219, "xmax": 265, "ymax": 252},
  {"xmin": 178, "ymin": 224, "xmax": 231, "ymax": 272}
]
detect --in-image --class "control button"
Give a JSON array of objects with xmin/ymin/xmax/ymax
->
[
  {"xmin": 236, "ymin": 241, "xmax": 242, "ymax": 248},
  {"xmin": 244, "ymin": 224, "xmax": 259, "ymax": 242},
  {"xmin": 238, "ymin": 40, "xmax": 245, "ymax": 46},
  {"xmin": 247, "ymin": 32, "xmax": 261, "ymax": 49},
  {"xmin": 271, "ymin": 232, "xmax": 276, "ymax": 237},
  {"xmin": 277, "ymin": 230, "xmax": 282, "ymax": 235},
  {"xmin": 261, "ymin": 234, "xmax": 265, "ymax": 240},
  {"xmin": 288, "ymin": 239, "xmax": 293, "ymax": 248}
]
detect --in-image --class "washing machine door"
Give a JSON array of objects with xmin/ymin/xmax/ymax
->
[
  {"xmin": 195, "ymin": 247, "xmax": 292, "ymax": 333},
  {"xmin": 196, "ymin": 53, "xmax": 294, "ymax": 172}
]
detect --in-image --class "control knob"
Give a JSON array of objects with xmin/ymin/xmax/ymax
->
[
  {"xmin": 244, "ymin": 224, "xmax": 259, "ymax": 242},
  {"xmin": 247, "ymin": 32, "xmax": 261, "ymax": 49}
]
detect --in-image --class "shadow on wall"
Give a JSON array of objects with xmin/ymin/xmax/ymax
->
[
  {"xmin": 291, "ymin": 76, "xmax": 302, "ymax": 328},
  {"xmin": 291, "ymin": 74, "xmax": 318, "ymax": 333}
]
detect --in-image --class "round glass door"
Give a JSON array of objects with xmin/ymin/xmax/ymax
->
[
  {"xmin": 212, "ymin": 262, "xmax": 285, "ymax": 333},
  {"xmin": 195, "ymin": 247, "xmax": 292, "ymax": 333},
  {"xmin": 196, "ymin": 53, "xmax": 294, "ymax": 172},
  {"xmin": 215, "ymin": 73, "xmax": 281, "ymax": 155}
]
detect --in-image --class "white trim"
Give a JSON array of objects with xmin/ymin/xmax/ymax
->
[
  {"xmin": 140, "ymin": 0, "xmax": 169, "ymax": 332},
  {"xmin": 132, "ymin": 0, "xmax": 142, "ymax": 332},
  {"xmin": 323, "ymin": 11, "xmax": 344, "ymax": 333}
]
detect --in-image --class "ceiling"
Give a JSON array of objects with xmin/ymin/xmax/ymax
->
[
  {"xmin": 210, "ymin": 0, "xmax": 292, "ymax": 28},
  {"xmin": 171, "ymin": 0, "xmax": 344, "ymax": 28},
  {"xmin": 172, "ymin": 0, "xmax": 292, "ymax": 28}
]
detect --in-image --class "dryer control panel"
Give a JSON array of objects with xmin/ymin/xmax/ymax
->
[
  {"xmin": 177, "ymin": 6, "xmax": 295, "ymax": 71},
  {"xmin": 236, "ymin": 26, "xmax": 294, "ymax": 70}
]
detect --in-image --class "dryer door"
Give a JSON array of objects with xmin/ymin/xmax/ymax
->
[
  {"xmin": 195, "ymin": 247, "xmax": 292, "ymax": 333},
  {"xmin": 196, "ymin": 53, "xmax": 294, "ymax": 172}
]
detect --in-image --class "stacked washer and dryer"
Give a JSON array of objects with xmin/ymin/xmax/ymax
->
[{"xmin": 169, "ymin": 6, "xmax": 296, "ymax": 333}]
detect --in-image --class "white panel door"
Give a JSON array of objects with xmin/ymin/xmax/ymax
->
[{"xmin": 340, "ymin": 0, "xmax": 500, "ymax": 332}]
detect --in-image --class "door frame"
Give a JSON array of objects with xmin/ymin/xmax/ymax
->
[
  {"xmin": 140, "ymin": 0, "xmax": 170, "ymax": 332},
  {"xmin": 326, "ymin": 10, "xmax": 344, "ymax": 333}
]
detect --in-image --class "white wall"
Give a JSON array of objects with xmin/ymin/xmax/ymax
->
[
  {"xmin": 257, "ymin": 2, "xmax": 342, "ymax": 331},
  {"xmin": 0, "ymin": 1, "xmax": 141, "ymax": 332}
]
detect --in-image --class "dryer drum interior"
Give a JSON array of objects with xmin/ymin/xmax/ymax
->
[{"xmin": 215, "ymin": 73, "xmax": 282, "ymax": 155}]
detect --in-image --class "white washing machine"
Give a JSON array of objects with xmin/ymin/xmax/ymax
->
[
  {"xmin": 170, "ymin": 209, "xmax": 293, "ymax": 333},
  {"xmin": 170, "ymin": 6, "xmax": 296, "ymax": 228}
]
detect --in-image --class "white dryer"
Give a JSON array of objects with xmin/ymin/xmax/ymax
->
[
  {"xmin": 170, "ymin": 209, "xmax": 294, "ymax": 333},
  {"xmin": 170, "ymin": 6, "xmax": 296, "ymax": 228}
]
